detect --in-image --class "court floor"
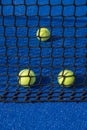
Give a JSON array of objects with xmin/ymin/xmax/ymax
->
[{"xmin": 0, "ymin": 0, "xmax": 87, "ymax": 129}]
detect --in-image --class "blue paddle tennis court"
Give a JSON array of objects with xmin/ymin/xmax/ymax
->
[{"xmin": 0, "ymin": 0, "xmax": 87, "ymax": 129}]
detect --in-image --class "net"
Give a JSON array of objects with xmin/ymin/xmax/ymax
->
[{"xmin": 0, "ymin": 0, "xmax": 87, "ymax": 102}]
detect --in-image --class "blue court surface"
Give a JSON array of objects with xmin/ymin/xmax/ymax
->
[
  {"xmin": 0, "ymin": 103, "xmax": 87, "ymax": 130},
  {"xmin": 0, "ymin": 0, "xmax": 87, "ymax": 129}
]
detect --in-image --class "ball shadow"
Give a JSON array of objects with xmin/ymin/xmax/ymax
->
[
  {"xmin": 46, "ymin": 36, "xmax": 60, "ymax": 42},
  {"xmin": 32, "ymin": 76, "xmax": 51, "ymax": 90},
  {"xmin": 72, "ymin": 75, "xmax": 86, "ymax": 89}
]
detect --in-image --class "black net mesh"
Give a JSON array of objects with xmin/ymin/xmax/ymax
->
[{"xmin": 0, "ymin": 0, "xmax": 87, "ymax": 102}]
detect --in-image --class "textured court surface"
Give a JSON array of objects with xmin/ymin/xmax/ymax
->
[
  {"xmin": 0, "ymin": 0, "xmax": 87, "ymax": 129},
  {"xmin": 0, "ymin": 103, "xmax": 87, "ymax": 130}
]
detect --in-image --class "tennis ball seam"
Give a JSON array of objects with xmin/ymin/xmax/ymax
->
[
  {"xmin": 36, "ymin": 28, "xmax": 50, "ymax": 41},
  {"xmin": 58, "ymin": 70, "xmax": 75, "ymax": 87},
  {"xmin": 18, "ymin": 69, "xmax": 36, "ymax": 87}
]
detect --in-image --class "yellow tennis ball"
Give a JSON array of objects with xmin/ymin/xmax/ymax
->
[
  {"xmin": 36, "ymin": 27, "xmax": 50, "ymax": 42},
  {"xmin": 18, "ymin": 69, "xmax": 36, "ymax": 87},
  {"xmin": 58, "ymin": 70, "xmax": 75, "ymax": 87}
]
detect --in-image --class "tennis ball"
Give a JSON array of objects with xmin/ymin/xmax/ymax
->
[
  {"xmin": 36, "ymin": 27, "xmax": 50, "ymax": 42},
  {"xmin": 18, "ymin": 69, "xmax": 36, "ymax": 87},
  {"xmin": 58, "ymin": 70, "xmax": 75, "ymax": 87}
]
